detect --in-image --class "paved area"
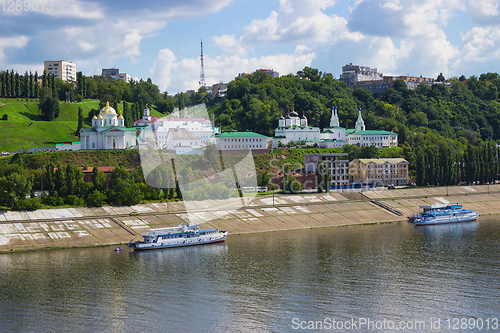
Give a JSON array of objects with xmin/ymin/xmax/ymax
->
[{"xmin": 1, "ymin": 186, "xmax": 500, "ymax": 252}]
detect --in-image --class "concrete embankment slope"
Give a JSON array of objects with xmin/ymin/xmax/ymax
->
[{"xmin": 1, "ymin": 185, "xmax": 499, "ymax": 252}]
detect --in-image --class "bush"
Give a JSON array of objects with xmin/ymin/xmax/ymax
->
[
  {"xmin": 2, "ymin": 114, "xmax": 7, "ymax": 120},
  {"xmin": 41, "ymin": 195, "xmax": 65, "ymax": 206},
  {"xmin": 75, "ymin": 94, "xmax": 83, "ymax": 102},
  {"xmin": 86, "ymin": 190, "xmax": 106, "ymax": 207},
  {"xmin": 65, "ymin": 194, "xmax": 83, "ymax": 206},
  {"xmin": 13, "ymin": 198, "xmax": 41, "ymax": 211}
]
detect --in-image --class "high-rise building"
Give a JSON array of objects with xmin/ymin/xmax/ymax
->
[
  {"xmin": 44, "ymin": 60, "xmax": 76, "ymax": 82},
  {"xmin": 102, "ymin": 68, "xmax": 130, "ymax": 83}
]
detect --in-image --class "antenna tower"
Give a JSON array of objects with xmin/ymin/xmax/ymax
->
[{"xmin": 199, "ymin": 39, "xmax": 206, "ymax": 88}]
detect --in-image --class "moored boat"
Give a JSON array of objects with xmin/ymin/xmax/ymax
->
[
  {"xmin": 128, "ymin": 224, "xmax": 228, "ymax": 251},
  {"xmin": 408, "ymin": 203, "xmax": 479, "ymax": 226}
]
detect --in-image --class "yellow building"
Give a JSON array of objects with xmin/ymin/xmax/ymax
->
[{"xmin": 349, "ymin": 158, "xmax": 409, "ymax": 186}]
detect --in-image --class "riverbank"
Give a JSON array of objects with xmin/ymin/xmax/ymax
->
[{"xmin": 1, "ymin": 184, "xmax": 500, "ymax": 252}]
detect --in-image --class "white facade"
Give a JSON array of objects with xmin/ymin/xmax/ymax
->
[
  {"xmin": 80, "ymin": 102, "xmax": 136, "ymax": 150},
  {"xmin": 320, "ymin": 107, "xmax": 398, "ymax": 148},
  {"xmin": 273, "ymin": 108, "xmax": 320, "ymax": 148},
  {"xmin": 215, "ymin": 132, "xmax": 271, "ymax": 153},
  {"xmin": 44, "ymin": 60, "xmax": 76, "ymax": 82},
  {"xmin": 135, "ymin": 110, "xmax": 214, "ymax": 154}
]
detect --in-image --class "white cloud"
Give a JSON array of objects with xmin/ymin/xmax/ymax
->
[
  {"xmin": 242, "ymin": 0, "xmax": 360, "ymax": 45},
  {"xmin": 212, "ymin": 35, "xmax": 248, "ymax": 57},
  {"xmin": 0, "ymin": 36, "xmax": 30, "ymax": 63},
  {"xmin": 149, "ymin": 49, "xmax": 177, "ymax": 92},
  {"xmin": 457, "ymin": 26, "xmax": 500, "ymax": 62},
  {"xmin": 468, "ymin": 0, "xmax": 500, "ymax": 24},
  {"xmin": 78, "ymin": 41, "xmax": 96, "ymax": 52}
]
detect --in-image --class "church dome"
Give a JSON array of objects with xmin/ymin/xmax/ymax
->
[
  {"xmin": 301, "ymin": 115, "xmax": 307, "ymax": 119},
  {"xmin": 118, "ymin": 114, "xmax": 124, "ymax": 119},
  {"xmin": 97, "ymin": 114, "xmax": 103, "ymax": 119},
  {"xmin": 100, "ymin": 101, "xmax": 117, "ymax": 115},
  {"xmin": 92, "ymin": 115, "xmax": 97, "ymax": 119},
  {"xmin": 290, "ymin": 111, "xmax": 298, "ymax": 117}
]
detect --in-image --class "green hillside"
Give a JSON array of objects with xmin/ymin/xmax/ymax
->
[
  {"xmin": 0, "ymin": 99, "xmax": 167, "ymax": 153},
  {"xmin": 0, "ymin": 98, "xmax": 98, "ymax": 152}
]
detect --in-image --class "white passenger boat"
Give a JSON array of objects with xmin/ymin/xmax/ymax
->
[
  {"xmin": 128, "ymin": 224, "xmax": 228, "ymax": 251},
  {"xmin": 408, "ymin": 203, "xmax": 479, "ymax": 226}
]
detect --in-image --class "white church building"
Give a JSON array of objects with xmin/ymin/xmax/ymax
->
[
  {"xmin": 80, "ymin": 102, "xmax": 137, "ymax": 150},
  {"xmin": 272, "ymin": 106, "xmax": 321, "ymax": 148},
  {"xmin": 320, "ymin": 106, "xmax": 398, "ymax": 148},
  {"xmin": 134, "ymin": 106, "xmax": 215, "ymax": 155}
]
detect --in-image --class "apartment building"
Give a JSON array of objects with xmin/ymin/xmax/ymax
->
[
  {"xmin": 102, "ymin": 68, "xmax": 130, "ymax": 82},
  {"xmin": 339, "ymin": 64, "xmax": 383, "ymax": 88},
  {"xmin": 44, "ymin": 60, "xmax": 76, "ymax": 82},
  {"xmin": 304, "ymin": 153, "xmax": 350, "ymax": 187},
  {"xmin": 349, "ymin": 158, "xmax": 409, "ymax": 186}
]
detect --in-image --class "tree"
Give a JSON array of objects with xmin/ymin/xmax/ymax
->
[
  {"xmin": 0, "ymin": 171, "xmax": 31, "ymax": 208},
  {"xmin": 92, "ymin": 166, "xmax": 106, "ymax": 191},
  {"xmin": 155, "ymin": 99, "xmax": 174, "ymax": 114},
  {"xmin": 178, "ymin": 92, "xmax": 185, "ymax": 114},
  {"xmin": 39, "ymin": 95, "xmax": 59, "ymax": 121},
  {"xmin": 415, "ymin": 146, "xmax": 425, "ymax": 186},
  {"xmin": 77, "ymin": 107, "xmax": 83, "ymax": 133},
  {"xmin": 108, "ymin": 166, "xmax": 141, "ymax": 205}
]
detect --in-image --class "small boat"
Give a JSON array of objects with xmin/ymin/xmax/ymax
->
[
  {"xmin": 128, "ymin": 224, "xmax": 228, "ymax": 251},
  {"xmin": 408, "ymin": 203, "xmax": 479, "ymax": 226}
]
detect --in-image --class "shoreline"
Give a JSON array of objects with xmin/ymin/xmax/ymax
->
[{"xmin": 2, "ymin": 184, "xmax": 500, "ymax": 253}]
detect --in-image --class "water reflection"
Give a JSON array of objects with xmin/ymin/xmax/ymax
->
[
  {"xmin": 414, "ymin": 221, "xmax": 479, "ymax": 238},
  {"xmin": 1, "ymin": 220, "xmax": 500, "ymax": 332}
]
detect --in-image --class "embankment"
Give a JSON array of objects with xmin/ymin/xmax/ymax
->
[{"xmin": 1, "ymin": 184, "xmax": 499, "ymax": 252}]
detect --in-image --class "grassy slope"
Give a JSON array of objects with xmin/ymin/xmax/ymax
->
[
  {"xmin": 0, "ymin": 98, "xmax": 101, "ymax": 152},
  {"xmin": 0, "ymin": 99, "xmax": 155, "ymax": 152}
]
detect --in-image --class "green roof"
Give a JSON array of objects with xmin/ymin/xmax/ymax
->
[{"xmin": 216, "ymin": 131, "xmax": 269, "ymax": 138}]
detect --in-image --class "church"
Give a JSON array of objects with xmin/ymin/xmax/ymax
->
[
  {"xmin": 272, "ymin": 105, "xmax": 321, "ymax": 148},
  {"xmin": 273, "ymin": 104, "xmax": 398, "ymax": 148},
  {"xmin": 80, "ymin": 102, "xmax": 137, "ymax": 150},
  {"xmin": 320, "ymin": 106, "xmax": 398, "ymax": 148}
]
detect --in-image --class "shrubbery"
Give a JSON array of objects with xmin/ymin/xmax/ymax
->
[{"xmin": 13, "ymin": 198, "xmax": 41, "ymax": 211}]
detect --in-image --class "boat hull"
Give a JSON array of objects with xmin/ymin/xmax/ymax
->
[
  {"xmin": 412, "ymin": 213, "xmax": 479, "ymax": 226},
  {"xmin": 129, "ymin": 233, "xmax": 228, "ymax": 251}
]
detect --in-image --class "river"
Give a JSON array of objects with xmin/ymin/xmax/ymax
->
[{"xmin": 1, "ymin": 217, "xmax": 499, "ymax": 332}]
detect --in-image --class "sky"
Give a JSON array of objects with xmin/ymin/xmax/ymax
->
[{"xmin": 1, "ymin": 0, "xmax": 499, "ymax": 94}]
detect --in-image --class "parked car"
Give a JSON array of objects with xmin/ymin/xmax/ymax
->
[{"xmin": 129, "ymin": 211, "xmax": 139, "ymax": 216}]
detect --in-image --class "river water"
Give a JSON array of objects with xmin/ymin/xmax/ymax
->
[{"xmin": 1, "ymin": 217, "xmax": 500, "ymax": 332}]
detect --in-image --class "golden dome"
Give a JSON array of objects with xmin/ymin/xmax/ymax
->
[
  {"xmin": 97, "ymin": 114, "xmax": 103, "ymax": 119},
  {"xmin": 92, "ymin": 115, "xmax": 97, "ymax": 119},
  {"xmin": 100, "ymin": 101, "xmax": 117, "ymax": 115},
  {"xmin": 118, "ymin": 115, "xmax": 124, "ymax": 119}
]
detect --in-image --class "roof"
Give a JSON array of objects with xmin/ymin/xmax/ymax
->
[
  {"xmin": 216, "ymin": 131, "xmax": 269, "ymax": 138},
  {"xmin": 351, "ymin": 158, "xmax": 408, "ymax": 164},
  {"xmin": 171, "ymin": 128, "xmax": 200, "ymax": 140},
  {"xmin": 133, "ymin": 116, "xmax": 162, "ymax": 124},
  {"xmin": 346, "ymin": 130, "xmax": 396, "ymax": 135},
  {"xmin": 79, "ymin": 166, "xmax": 118, "ymax": 173}
]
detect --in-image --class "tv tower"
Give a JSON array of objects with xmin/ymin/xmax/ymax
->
[{"xmin": 199, "ymin": 39, "xmax": 206, "ymax": 88}]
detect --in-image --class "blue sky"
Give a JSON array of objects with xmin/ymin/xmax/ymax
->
[{"xmin": 1, "ymin": 0, "xmax": 499, "ymax": 94}]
